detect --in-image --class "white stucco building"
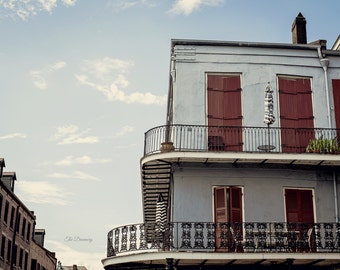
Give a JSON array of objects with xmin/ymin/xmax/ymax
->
[{"xmin": 102, "ymin": 13, "xmax": 340, "ymax": 270}]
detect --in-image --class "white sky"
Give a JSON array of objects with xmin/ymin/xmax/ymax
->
[{"xmin": 1, "ymin": 0, "xmax": 339, "ymax": 269}]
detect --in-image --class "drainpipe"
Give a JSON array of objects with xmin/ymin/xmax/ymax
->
[
  {"xmin": 333, "ymin": 171, "xmax": 339, "ymax": 222},
  {"xmin": 318, "ymin": 47, "xmax": 331, "ymax": 128}
]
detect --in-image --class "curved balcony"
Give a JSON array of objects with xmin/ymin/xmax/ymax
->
[
  {"xmin": 144, "ymin": 125, "xmax": 340, "ymax": 156},
  {"xmin": 106, "ymin": 222, "xmax": 340, "ymax": 257}
]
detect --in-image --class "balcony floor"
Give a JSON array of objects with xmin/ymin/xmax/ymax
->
[
  {"xmin": 103, "ymin": 251, "xmax": 340, "ymax": 269},
  {"xmin": 142, "ymin": 151, "xmax": 340, "ymax": 167}
]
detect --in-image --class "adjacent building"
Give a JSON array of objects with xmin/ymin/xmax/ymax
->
[
  {"xmin": 0, "ymin": 159, "xmax": 57, "ymax": 270},
  {"xmin": 102, "ymin": 13, "xmax": 340, "ymax": 270}
]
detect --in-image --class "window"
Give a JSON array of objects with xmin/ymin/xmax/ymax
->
[
  {"xmin": 16, "ymin": 213, "xmax": 21, "ymax": 233},
  {"xmin": 26, "ymin": 223, "xmax": 31, "ymax": 241},
  {"xmin": 31, "ymin": 259, "xmax": 37, "ymax": 270},
  {"xmin": 278, "ymin": 76, "xmax": 314, "ymax": 152},
  {"xmin": 10, "ymin": 206, "xmax": 15, "ymax": 229},
  {"xmin": 19, "ymin": 248, "xmax": 23, "ymax": 268},
  {"xmin": 207, "ymin": 74, "xmax": 242, "ymax": 151},
  {"xmin": 13, "ymin": 244, "xmax": 17, "ymax": 266},
  {"xmin": 214, "ymin": 186, "xmax": 243, "ymax": 251},
  {"xmin": 22, "ymin": 218, "xmax": 26, "ymax": 238},
  {"xmin": 4, "ymin": 201, "xmax": 9, "ymax": 224},
  {"xmin": 0, "ymin": 194, "xmax": 3, "ymax": 219},
  {"xmin": 332, "ymin": 79, "xmax": 340, "ymax": 138},
  {"xmin": 284, "ymin": 188, "xmax": 314, "ymax": 223},
  {"xmin": 6, "ymin": 240, "xmax": 11, "ymax": 262},
  {"xmin": 1, "ymin": 235, "xmax": 5, "ymax": 258},
  {"xmin": 24, "ymin": 252, "xmax": 28, "ymax": 270}
]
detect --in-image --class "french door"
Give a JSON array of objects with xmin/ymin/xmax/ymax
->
[
  {"xmin": 214, "ymin": 186, "xmax": 243, "ymax": 251},
  {"xmin": 284, "ymin": 188, "xmax": 315, "ymax": 251},
  {"xmin": 278, "ymin": 76, "xmax": 314, "ymax": 152},
  {"xmin": 207, "ymin": 75, "xmax": 242, "ymax": 151}
]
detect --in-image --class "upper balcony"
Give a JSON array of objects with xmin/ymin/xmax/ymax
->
[{"xmin": 143, "ymin": 125, "xmax": 340, "ymax": 167}]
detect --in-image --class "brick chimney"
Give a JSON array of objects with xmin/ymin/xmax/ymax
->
[{"xmin": 292, "ymin": 12, "xmax": 307, "ymax": 44}]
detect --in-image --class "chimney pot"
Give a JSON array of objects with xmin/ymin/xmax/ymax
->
[{"xmin": 292, "ymin": 12, "xmax": 307, "ymax": 44}]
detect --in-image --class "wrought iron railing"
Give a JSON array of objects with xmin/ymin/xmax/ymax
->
[
  {"xmin": 144, "ymin": 125, "xmax": 340, "ymax": 155},
  {"xmin": 107, "ymin": 222, "xmax": 340, "ymax": 257}
]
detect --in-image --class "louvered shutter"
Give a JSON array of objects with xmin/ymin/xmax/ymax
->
[
  {"xmin": 285, "ymin": 189, "xmax": 314, "ymax": 223},
  {"xmin": 332, "ymin": 80, "xmax": 340, "ymax": 138},
  {"xmin": 207, "ymin": 75, "xmax": 242, "ymax": 151},
  {"xmin": 278, "ymin": 77, "xmax": 314, "ymax": 152}
]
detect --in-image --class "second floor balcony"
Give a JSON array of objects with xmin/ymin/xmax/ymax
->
[{"xmin": 107, "ymin": 222, "xmax": 340, "ymax": 257}]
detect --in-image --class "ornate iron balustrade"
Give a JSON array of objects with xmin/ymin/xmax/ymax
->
[
  {"xmin": 107, "ymin": 222, "xmax": 340, "ymax": 257},
  {"xmin": 144, "ymin": 125, "xmax": 340, "ymax": 155}
]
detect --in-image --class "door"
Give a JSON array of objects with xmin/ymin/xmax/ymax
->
[
  {"xmin": 207, "ymin": 75, "xmax": 242, "ymax": 151},
  {"xmin": 278, "ymin": 76, "xmax": 314, "ymax": 152},
  {"xmin": 214, "ymin": 186, "xmax": 243, "ymax": 251},
  {"xmin": 332, "ymin": 79, "xmax": 340, "ymax": 138},
  {"xmin": 284, "ymin": 188, "xmax": 315, "ymax": 251}
]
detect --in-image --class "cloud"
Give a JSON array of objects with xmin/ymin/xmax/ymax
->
[
  {"xmin": 82, "ymin": 57, "xmax": 132, "ymax": 81},
  {"xmin": 108, "ymin": 0, "xmax": 158, "ymax": 11},
  {"xmin": 75, "ymin": 74, "xmax": 166, "ymax": 105},
  {"xmin": 0, "ymin": 0, "xmax": 77, "ymax": 20},
  {"xmin": 0, "ymin": 133, "xmax": 26, "ymax": 140},
  {"xmin": 50, "ymin": 124, "xmax": 99, "ymax": 145},
  {"xmin": 114, "ymin": 125, "xmax": 134, "ymax": 137},
  {"xmin": 16, "ymin": 181, "xmax": 71, "ymax": 205},
  {"xmin": 169, "ymin": 0, "xmax": 223, "ymax": 15},
  {"xmin": 46, "ymin": 240, "xmax": 104, "ymax": 270},
  {"xmin": 61, "ymin": 0, "xmax": 76, "ymax": 6},
  {"xmin": 75, "ymin": 57, "xmax": 166, "ymax": 105},
  {"xmin": 30, "ymin": 61, "xmax": 66, "ymax": 90},
  {"xmin": 48, "ymin": 171, "xmax": 100, "ymax": 181},
  {"xmin": 55, "ymin": 155, "xmax": 111, "ymax": 166}
]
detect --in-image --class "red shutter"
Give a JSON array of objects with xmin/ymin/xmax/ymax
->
[
  {"xmin": 278, "ymin": 77, "xmax": 314, "ymax": 152},
  {"xmin": 332, "ymin": 79, "xmax": 340, "ymax": 133},
  {"xmin": 214, "ymin": 186, "xmax": 243, "ymax": 252},
  {"xmin": 230, "ymin": 187, "xmax": 242, "ymax": 223},
  {"xmin": 285, "ymin": 189, "xmax": 299, "ymax": 223},
  {"xmin": 207, "ymin": 75, "xmax": 242, "ymax": 151},
  {"xmin": 214, "ymin": 187, "xmax": 228, "ymax": 223},
  {"xmin": 285, "ymin": 189, "xmax": 314, "ymax": 223},
  {"xmin": 214, "ymin": 187, "xmax": 228, "ymax": 252}
]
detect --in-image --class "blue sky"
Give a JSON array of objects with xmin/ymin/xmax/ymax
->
[{"xmin": 1, "ymin": 0, "xmax": 339, "ymax": 269}]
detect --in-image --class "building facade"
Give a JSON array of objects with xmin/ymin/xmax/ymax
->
[
  {"xmin": 103, "ymin": 14, "xmax": 340, "ymax": 270},
  {"xmin": 0, "ymin": 159, "xmax": 57, "ymax": 270}
]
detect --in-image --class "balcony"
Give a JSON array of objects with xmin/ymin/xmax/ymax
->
[
  {"xmin": 144, "ymin": 125, "xmax": 340, "ymax": 156},
  {"xmin": 107, "ymin": 222, "xmax": 340, "ymax": 257}
]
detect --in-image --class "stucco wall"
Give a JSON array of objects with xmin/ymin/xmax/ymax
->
[
  {"xmin": 171, "ymin": 165, "xmax": 337, "ymax": 223},
  {"xmin": 171, "ymin": 44, "xmax": 334, "ymax": 129}
]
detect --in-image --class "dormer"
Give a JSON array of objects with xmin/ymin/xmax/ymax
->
[{"xmin": 1, "ymin": 172, "xmax": 17, "ymax": 192}]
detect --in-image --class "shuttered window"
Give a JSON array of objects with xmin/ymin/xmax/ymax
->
[
  {"xmin": 214, "ymin": 186, "xmax": 243, "ymax": 252},
  {"xmin": 278, "ymin": 76, "xmax": 314, "ymax": 152},
  {"xmin": 285, "ymin": 188, "xmax": 314, "ymax": 223},
  {"xmin": 332, "ymin": 79, "xmax": 340, "ymax": 131},
  {"xmin": 207, "ymin": 75, "xmax": 242, "ymax": 151},
  {"xmin": 214, "ymin": 186, "xmax": 243, "ymax": 224}
]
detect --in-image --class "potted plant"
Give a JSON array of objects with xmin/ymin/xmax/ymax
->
[
  {"xmin": 330, "ymin": 138, "xmax": 340, "ymax": 154},
  {"xmin": 306, "ymin": 139, "xmax": 317, "ymax": 153},
  {"xmin": 306, "ymin": 138, "xmax": 339, "ymax": 154}
]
